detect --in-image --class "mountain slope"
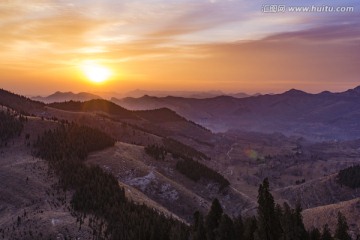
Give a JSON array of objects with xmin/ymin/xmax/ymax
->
[
  {"xmin": 0, "ymin": 117, "xmax": 93, "ymax": 239},
  {"xmin": 48, "ymin": 99, "xmax": 138, "ymax": 119},
  {"xmin": 302, "ymin": 198, "xmax": 360, "ymax": 238},
  {"xmin": 0, "ymin": 89, "xmax": 44, "ymax": 114},
  {"xmin": 47, "ymin": 99, "xmax": 213, "ymax": 143}
]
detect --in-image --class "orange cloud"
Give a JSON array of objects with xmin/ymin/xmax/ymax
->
[{"xmin": 0, "ymin": 1, "xmax": 359, "ymax": 95}]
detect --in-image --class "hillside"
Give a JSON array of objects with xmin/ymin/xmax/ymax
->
[
  {"xmin": 135, "ymin": 108, "xmax": 188, "ymax": 122},
  {"xmin": 48, "ymin": 99, "xmax": 138, "ymax": 119},
  {"xmin": 0, "ymin": 117, "xmax": 93, "ymax": 239},
  {"xmin": 0, "ymin": 89, "xmax": 44, "ymax": 114},
  {"xmin": 276, "ymin": 174, "xmax": 360, "ymax": 209},
  {"xmin": 48, "ymin": 99, "xmax": 213, "ymax": 144},
  {"xmin": 86, "ymin": 142, "xmax": 255, "ymax": 222},
  {"xmin": 303, "ymin": 198, "xmax": 360, "ymax": 238}
]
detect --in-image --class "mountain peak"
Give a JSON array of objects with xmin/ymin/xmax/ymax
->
[
  {"xmin": 52, "ymin": 91, "xmax": 73, "ymax": 96},
  {"xmin": 283, "ymin": 88, "xmax": 308, "ymax": 96},
  {"xmin": 320, "ymin": 90, "xmax": 332, "ymax": 95},
  {"xmin": 353, "ymin": 85, "xmax": 360, "ymax": 92},
  {"xmin": 343, "ymin": 86, "xmax": 360, "ymax": 96}
]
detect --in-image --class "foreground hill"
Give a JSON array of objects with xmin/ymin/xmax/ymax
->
[
  {"xmin": 0, "ymin": 117, "xmax": 93, "ymax": 239},
  {"xmin": 276, "ymin": 174, "xmax": 360, "ymax": 209},
  {"xmin": 303, "ymin": 198, "xmax": 360, "ymax": 238},
  {"xmin": 32, "ymin": 91, "xmax": 102, "ymax": 103},
  {"xmin": 114, "ymin": 86, "xmax": 360, "ymax": 140},
  {"xmin": 87, "ymin": 142, "xmax": 255, "ymax": 222}
]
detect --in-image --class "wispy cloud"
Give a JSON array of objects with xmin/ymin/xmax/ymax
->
[{"xmin": 0, "ymin": 0, "xmax": 359, "ymax": 94}]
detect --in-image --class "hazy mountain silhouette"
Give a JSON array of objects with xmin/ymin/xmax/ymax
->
[
  {"xmin": 113, "ymin": 86, "xmax": 360, "ymax": 140},
  {"xmin": 32, "ymin": 91, "xmax": 102, "ymax": 103},
  {"xmin": 124, "ymin": 89, "xmax": 252, "ymax": 99}
]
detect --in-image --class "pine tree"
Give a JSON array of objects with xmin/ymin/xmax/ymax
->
[
  {"xmin": 255, "ymin": 178, "xmax": 282, "ymax": 240},
  {"xmin": 279, "ymin": 202, "xmax": 307, "ymax": 240},
  {"xmin": 293, "ymin": 202, "xmax": 308, "ymax": 240},
  {"xmin": 233, "ymin": 215, "xmax": 244, "ymax": 240},
  {"xmin": 192, "ymin": 211, "xmax": 206, "ymax": 240},
  {"xmin": 321, "ymin": 224, "xmax": 333, "ymax": 240},
  {"xmin": 309, "ymin": 228, "xmax": 321, "ymax": 240},
  {"xmin": 334, "ymin": 212, "xmax": 351, "ymax": 240},
  {"xmin": 280, "ymin": 202, "xmax": 293, "ymax": 240},
  {"xmin": 216, "ymin": 214, "xmax": 235, "ymax": 240},
  {"xmin": 243, "ymin": 216, "xmax": 257, "ymax": 240},
  {"xmin": 205, "ymin": 199, "xmax": 223, "ymax": 240}
]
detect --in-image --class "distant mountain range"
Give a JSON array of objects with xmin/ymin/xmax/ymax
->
[
  {"xmin": 8, "ymin": 86, "xmax": 360, "ymax": 140},
  {"xmin": 113, "ymin": 86, "xmax": 360, "ymax": 140},
  {"xmin": 32, "ymin": 91, "xmax": 102, "ymax": 103},
  {"xmin": 124, "ymin": 89, "xmax": 258, "ymax": 98},
  {"xmin": 31, "ymin": 90, "xmax": 260, "ymax": 103}
]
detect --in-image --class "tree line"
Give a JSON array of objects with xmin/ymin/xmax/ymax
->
[
  {"xmin": 191, "ymin": 178, "xmax": 354, "ymax": 240},
  {"xmin": 176, "ymin": 157, "xmax": 230, "ymax": 190},
  {"xmin": 337, "ymin": 165, "xmax": 360, "ymax": 189},
  {"xmin": 0, "ymin": 110, "xmax": 24, "ymax": 146},
  {"xmin": 144, "ymin": 139, "xmax": 228, "ymax": 190},
  {"xmin": 163, "ymin": 137, "xmax": 210, "ymax": 160},
  {"xmin": 145, "ymin": 138, "xmax": 210, "ymax": 161},
  {"xmin": 145, "ymin": 144, "xmax": 167, "ymax": 161}
]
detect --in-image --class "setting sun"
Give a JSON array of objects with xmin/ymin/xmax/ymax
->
[{"xmin": 81, "ymin": 62, "xmax": 111, "ymax": 83}]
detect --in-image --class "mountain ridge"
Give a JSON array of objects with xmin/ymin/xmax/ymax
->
[
  {"xmin": 32, "ymin": 91, "xmax": 102, "ymax": 103},
  {"xmin": 113, "ymin": 85, "xmax": 360, "ymax": 140}
]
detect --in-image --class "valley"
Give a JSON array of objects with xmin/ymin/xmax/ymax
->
[{"xmin": 1, "ymin": 88, "xmax": 360, "ymax": 239}]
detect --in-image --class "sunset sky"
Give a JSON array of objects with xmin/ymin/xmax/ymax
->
[{"xmin": 0, "ymin": 0, "xmax": 359, "ymax": 96}]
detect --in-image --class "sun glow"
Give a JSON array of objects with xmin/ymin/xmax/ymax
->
[{"xmin": 81, "ymin": 62, "xmax": 111, "ymax": 83}]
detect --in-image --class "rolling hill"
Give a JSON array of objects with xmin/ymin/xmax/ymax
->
[
  {"xmin": 48, "ymin": 99, "xmax": 138, "ymax": 119},
  {"xmin": 47, "ymin": 99, "xmax": 213, "ymax": 143}
]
